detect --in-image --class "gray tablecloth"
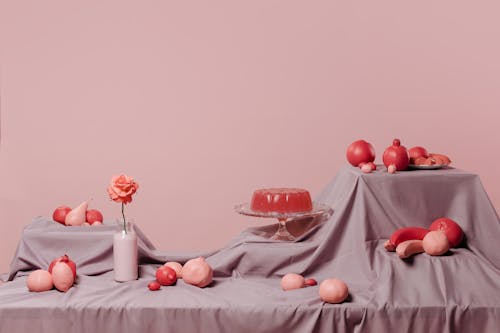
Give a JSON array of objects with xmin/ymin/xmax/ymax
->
[{"xmin": 1, "ymin": 166, "xmax": 500, "ymax": 332}]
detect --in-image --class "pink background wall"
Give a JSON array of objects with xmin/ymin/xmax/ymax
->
[{"xmin": 1, "ymin": 1, "xmax": 499, "ymax": 274}]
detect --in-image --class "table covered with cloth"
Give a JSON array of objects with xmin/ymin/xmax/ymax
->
[{"xmin": 1, "ymin": 166, "xmax": 500, "ymax": 332}]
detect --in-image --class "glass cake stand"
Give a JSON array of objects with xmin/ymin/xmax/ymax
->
[{"xmin": 234, "ymin": 203, "xmax": 332, "ymax": 241}]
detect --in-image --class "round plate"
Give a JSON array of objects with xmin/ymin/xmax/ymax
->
[
  {"xmin": 234, "ymin": 202, "xmax": 333, "ymax": 220},
  {"xmin": 408, "ymin": 164, "xmax": 447, "ymax": 170}
]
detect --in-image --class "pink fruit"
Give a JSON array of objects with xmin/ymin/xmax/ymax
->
[
  {"xmin": 148, "ymin": 281, "xmax": 161, "ymax": 291},
  {"xmin": 428, "ymin": 217, "xmax": 464, "ymax": 248},
  {"xmin": 164, "ymin": 262, "xmax": 183, "ymax": 278},
  {"xmin": 383, "ymin": 139, "xmax": 410, "ymax": 171},
  {"xmin": 423, "ymin": 231, "xmax": 450, "ymax": 256},
  {"xmin": 388, "ymin": 164, "xmax": 397, "ymax": 174},
  {"xmin": 319, "ymin": 279, "xmax": 349, "ymax": 304},
  {"xmin": 281, "ymin": 273, "xmax": 305, "ymax": 291},
  {"xmin": 361, "ymin": 164, "xmax": 373, "ymax": 173},
  {"xmin": 156, "ymin": 266, "xmax": 177, "ymax": 286},
  {"xmin": 367, "ymin": 162, "xmax": 377, "ymax": 171},
  {"xmin": 52, "ymin": 262, "xmax": 75, "ymax": 292},
  {"xmin": 86, "ymin": 209, "xmax": 103, "ymax": 225},
  {"xmin": 52, "ymin": 206, "xmax": 72, "ymax": 225},
  {"xmin": 181, "ymin": 257, "xmax": 213, "ymax": 288},
  {"xmin": 396, "ymin": 240, "xmax": 425, "ymax": 259},
  {"xmin": 304, "ymin": 278, "xmax": 318, "ymax": 286},
  {"xmin": 27, "ymin": 270, "xmax": 53, "ymax": 292},
  {"xmin": 92, "ymin": 221, "xmax": 103, "ymax": 226},
  {"xmin": 48, "ymin": 255, "xmax": 77, "ymax": 280}
]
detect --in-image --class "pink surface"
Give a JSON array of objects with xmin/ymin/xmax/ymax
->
[{"xmin": 0, "ymin": 1, "xmax": 499, "ymax": 273}]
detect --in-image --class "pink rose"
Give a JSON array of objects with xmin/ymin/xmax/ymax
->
[{"xmin": 107, "ymin": 174, "xmax": 139, "ymax": 204}]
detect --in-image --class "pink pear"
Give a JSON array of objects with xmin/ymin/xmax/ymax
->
[{"xmin": 65, "ymin": 201, "xmax": 88, "ymax": 226}]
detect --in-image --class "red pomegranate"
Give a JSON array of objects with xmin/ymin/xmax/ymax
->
[
  {"xmin": 383, "ymin": 139, "xmax": 409, "ymax": 171},
  {"xmin": 346, "ymin": 140, "xmax": 375, "ymax": 167},
  {"xmin": 429, "ymin": 217, "xmax": 464, "ymax": 248},
  {"xmin": 408, "ymin": 146, "xmax": 429, "ymax": 160}
]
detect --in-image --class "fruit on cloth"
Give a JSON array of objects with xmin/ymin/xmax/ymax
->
[
  {"xmin": 48, "ymin": 255, "xmax": 77, "ymax": 280},
  {"xmin": 366, "ymin": 162, "xmax": 376, "ymax": 170},
  {"xmin": 26, "ymin": 270, "xmax": 53, "ymax": 292},
  {"xmin": 148, "ymin": 281, "xmax": 161, "ymax": 291},
  {"xmin": 388, "ymin": 164, "xmax": 397, "ymax": 174},
  {"xmin": 346, "ymin": 140, "xmax": 376, "ymax": 167},
  {"xmin": 250, "ymin": 188, "xmax": 312, "ymax": 213},
  {"xmin": 385, "ymin": 227, "xmax": 430, "ymax": 251},
  {"xmin": 52, "ymin": 206, "xmax": 72, "ymax": 225},
  {"xmin": 156, "ymin": 266, "xmax": 177, "ymax": 286},
  {"xmin": 409, "ymin": 146, "xmax": 429, "ymax": 161},
  {"xmin": 360, "ymin": 163, "xmax": 373, "ymax": 173},
  {"xmin": 319, "ymin": 279, "xmax": 349, "ymax": 304},
  {"xmin": 383, "ymin": 139, "xmax": 410, "ymax": 171},
  {"xmin": 429, "ymin": 217, "xmax": 463, "ymax": 248},
  {"xmin": 281, "ymin": 273, "xmax": 305, "ymax": 291},
  {"xmin": 181, "ymin": 257, "xmax": 213, "ymax": 288},
  {"xmin": 65, "ymin": 201, "xmax": 88, "ymax": 226},
  {"xmin": 92, "ymin": 221, "xmax": 102, "ymax": 226},
  {"xmin": 164, "ymin": 262, "xmax": 183, "ymax": 278},
  {"xmin": 86, "ymin": 209, "xmax": 103, "ymax": 225},
  {"xmin": 304, "ymin": 278, "xmax": 318, "ymax": 286},
  {"xmin": 52, "ymin": 262, "xmax": 75, "ymax": 292},
  {"xmin": 423, "ymin": 231, "xmax": 450, "ymax": 256},
  {"xmin": 396, "ymin": 240, "xmax": 425, "ymax": 259}
]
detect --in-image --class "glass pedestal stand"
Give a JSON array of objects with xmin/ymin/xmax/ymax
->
[{"xmin": 235, "ymin": 203, "xmax": 332, "ymax": 241}]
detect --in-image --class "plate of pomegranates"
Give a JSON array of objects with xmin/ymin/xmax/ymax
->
[{"xmin": 408, "ymin": 164, "xmax": 447, "ymax": 170}]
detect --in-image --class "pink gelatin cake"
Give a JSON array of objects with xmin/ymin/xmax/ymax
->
[{"xmin": 250, "ymin": 188, "xmax": 313, "ymax": 213}]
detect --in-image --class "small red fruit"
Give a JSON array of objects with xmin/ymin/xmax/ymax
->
[
  {"xmin": 86, "ymin": 209, "xmax": 104, "ymax": 225},
  {"xmin": 148, "ymin": 281, "xmax": 161, "ymax": 291},
  {"xmin": 304, "ymin": 278, "xmax": 318, "ymax": 286},
  {"xmin": 52, "ymin": 206, "xmax": 72, "ymax": 225},
  {"xmin": 156, "ymin": 266, "xmax": 177, "ymax": 286}
]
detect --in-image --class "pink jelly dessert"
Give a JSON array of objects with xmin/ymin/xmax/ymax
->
[{"xmin": 250, "ymin": 188, "xmax": 313, "ymax": 213}]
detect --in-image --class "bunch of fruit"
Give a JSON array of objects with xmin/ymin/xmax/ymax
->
[
  {"xmin": 52, "ymin": 201, "xmax": 103, "ymax": 226},
  {"xmin": 384, "ymin": 217, "xmax": 464, "ymax": 259},
  {"xmin": 346, "ymin": 139, "xmax": 452, "ymax": 174},
  {"xmin": 148, "ymin": 257, "xmax": 213, "ymax": 291},
  {"xmin": 26, "ymin": 255, "xmax": 77, "ymax": 292},
  {"xmin": 280, "ymin": 273, "xmax": 349, "ymax": 304}
]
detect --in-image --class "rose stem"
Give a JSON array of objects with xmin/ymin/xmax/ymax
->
[{"xmin": 121, "ymin": 202, "xmax": 127, "ymax": 234}]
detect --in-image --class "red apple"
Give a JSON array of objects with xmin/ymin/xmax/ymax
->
[
  {"xmin": 408, "ymin": 146, "xmax": 429, "ymax": 160},
  {"xmin": 48, "ymin": 255, "xmax": 77, "ymax": 280},
  {"xmin": 52, "ymin": 206, "xmax": 72, "ymax": 225},
  {"xmin": 86, "ymin": 209, "xmax": 104, "ymax": 225},
  {"xmin": 156, "ymin": 266, "xmax": 177, "ymax": 286},
  {"xmin": 429, "ymin": 217, "xmax": 464, "ymax": 248}
]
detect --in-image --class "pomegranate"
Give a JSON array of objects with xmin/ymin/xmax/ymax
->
[
  {"xmin": 429, "ymin": 217, "xmax": 464, "ymax": 248},
  {"xmin": 52, "ymin": 262, "xmax": 75, "ymax": 292},
  {"xmin": 408, "ymin": 146, "xmax": 429, "ymax": 161},
  {"xmin": 382, "ymin": 139, "xmax": 409, "ymax": 171},
  {"xmin": 48, "ymin": 255, "xmax": 77, "ymax": 280},
  {"xmin": 156, "ymin": 266, "xmax": 177, "ymax": 286},
  {"xmin": 52, "ymin": 206, "xmax": 72, "ymax": 225},
  {"xmin": 181, "ymin": 257, "xmax": 213, "ymax": 288},
  {"xmin": 164, "ymin": 262, "xmax": 183, "ymax": 278},
  {"xmin": 86, "ymin": 209, "xmax": 103, "ymax": 225},
  {"xmin": 148, "ymin": 281, "xmax": 161, "ymax": 291},
  {"xmin": 304, "ymin": 278, "xmax": 318, "ymax": 286},
  {"xmin": 423, "ymin": 231, "xmax": 450, "ymax": 256},
  {"xmin": 346, "ymin": 140, "xmax": 375, "ymax": 167},
  {"xmin": 26, "ymin": 270, "xmax": 54, "ymax": 292}
]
